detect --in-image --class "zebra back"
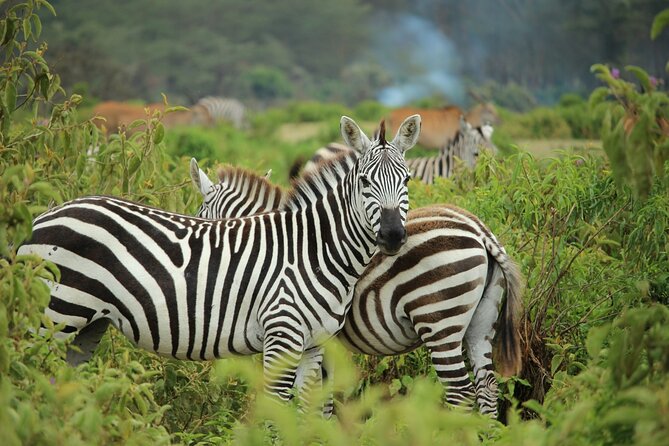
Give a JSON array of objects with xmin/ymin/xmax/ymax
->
[{"xmin": 196, "ymin": 96, "xmax": 247, "ymax": 129}]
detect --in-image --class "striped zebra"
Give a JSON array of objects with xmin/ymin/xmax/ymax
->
[
  {"xmin": 196, "ymin": 96, "xmax": 247, "ymax": 129},
  {"xmin": 18, "ymin": 115, "xmax": 421, "ymax": 405},
  {"xmin": 294, "ymin": 117, "xmax": 496, "ymax": 184},
  {"xmin": 191, "ymin": 158, "xmax": 523, "ymax": 417}
]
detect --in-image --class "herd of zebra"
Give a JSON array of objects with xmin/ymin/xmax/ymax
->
[{"xmin": 18, "ymin": 112, "xmax": 523, "ymax": 419}]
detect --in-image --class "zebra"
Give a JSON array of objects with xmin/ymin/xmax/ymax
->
[
  {"xmin": 190, "ymin": 157, "xmax": 523, "ymax": 417},
  {"xmin": 18, "ymin": 114, "xmax": 422, "ymax": 405},
  {"xmin": 190, "ymin": 161, "xmax": 281, "ymax": 219},
  {"xmin": 196, "ymin": 96, "xmax": 247, "ymax": 129},
  {"xmin": 293, "ymin": 116, "xmax": 497, "ymax": 184}
]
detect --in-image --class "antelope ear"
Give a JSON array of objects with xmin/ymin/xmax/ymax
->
[
  {"xmin": 341, "ymin": 116, "xmax": 372, "ymax": 154},
  {"xmin": 481, "ymin": 123, "xmax": 494, "ymax": 141},
  {"xmin": 391, "ymin": 114, "xmax": 421, "ymax": 153},
  {"xmin": 190, "ymin": 158, "xmax": 213, "ymax": 196}
]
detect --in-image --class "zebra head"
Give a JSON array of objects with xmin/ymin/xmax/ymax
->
[
  {"xmin": 190, "ymin": 158, "xmax": 217, "ymax": 218},
  {"xmin": 190, "ymin": 158, "xmax": 278, "ymax": 219},
  {"xmin": 341, "ymin": 114, "xmax": 421, "ymax": 256}
]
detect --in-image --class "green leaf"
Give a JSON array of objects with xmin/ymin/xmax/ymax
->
[
  {"xmin": 39, "ymin": 74, "xmax": 50, "ymax": 99},
  {"xmin": 153, "ymin": 122, "xmax": 165, "ymax": 144},
  {"xmin": 30, "ymin": 14, "xmax": 42, "ymax": 38},
  {"xmin": 46, "ymin": 74, "xmax": 61, "ymax": 100},
  {"xmin": 165, "ymin": 106, "xmax": 188, "ymax": 113},
  {"xmin": 38, "ymin": 0, "xmax": 57, "ymax": 17},
  {"xmin": 128, "ymin": 156, "xmax": 141, "ymax": 177},
  {"xmin": 650, "ymin": 8, "xmax": 669, "ymax": 40},
  {"xmin": 2, "ymin": 18, "xmax": 15, "ymax": 45},
  {"xmin": 550, "ymin": 354, "xmax": 564, "ymax": 375},
  {"xmin": 22, "ymin": 15, "xmax": 30, "ymax": 40},
  {"xmin": 4, "ymin": 82, "xmax": 17, "ymax": 112},
  {"xmin": 625, "ymin": 66, "xmax": 652, "ymax": 92},
  {"xmin": 128, "ymin": 119, "xmax": 147, "ymax": 130},
  {"xmin": 586, "ymin": 324, "xmax": 611, "ymax": 360}
]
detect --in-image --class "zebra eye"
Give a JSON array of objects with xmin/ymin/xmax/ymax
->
[{"xmin": 359, "ymin": 175, "xmax": 371, "ymax": 188}]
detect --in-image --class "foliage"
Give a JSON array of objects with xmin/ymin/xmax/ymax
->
[
  {"xmin": 590, "ymin": 63, "xmax": 669, "ymax": 198},
  {"xmin": 238, "ymin": 66, "xmax": 293, "ymax": 105},
  {"xmin": 497, "ymin": 107, "xmax": 573, "ymax": 139},
  {"xmin": 555, "ymin": 93, "xmax": 605, "ymax": 139},
  {"xmin": 38, "ymin": 0, "xmax": 371, "ymax": 103},
  {"xmin": 353, "ymin": 99, "xmax": 389, "ymax": 121},
  {"xmin": 470, "ymin": 81, "xmax": 538, "ymax": 113},
  {"xmin": 540, "ymin": 305, "xmax": 669, "ymax": 445}
]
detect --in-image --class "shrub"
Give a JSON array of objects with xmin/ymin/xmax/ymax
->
[{"xmin": 498, "ymin": 107, "xmax": 573, "ymax": 139}]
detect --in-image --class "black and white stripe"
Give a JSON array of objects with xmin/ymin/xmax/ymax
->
[
  {"xmin": 192, "ymin": 159, "xmax": 523, "ymax": 418},
  {"xmin": 196, "ymin": 96, "xmax": 247, "ymax": 129},
  {"xmin": 19, "ymin": 115, "xmax": 421, "ymax": 404},
  {"xmin": 297, "ymin": 117, "xmax": 497, "ymax": 184}
]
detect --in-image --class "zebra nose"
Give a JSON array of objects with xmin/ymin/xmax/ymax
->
[{"xmin": 376, "ymin": 208, "xmax": 407, "ymax": 255}]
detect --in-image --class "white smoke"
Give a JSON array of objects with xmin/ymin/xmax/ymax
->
[{"xmin": 371, "ymin": 14, "xmax": 464, "ymax": 106}]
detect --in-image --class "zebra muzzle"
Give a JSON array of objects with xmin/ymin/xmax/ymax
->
[{"xmin": 376, "ymin": 207, "xmax": 407, "ymax": 255}]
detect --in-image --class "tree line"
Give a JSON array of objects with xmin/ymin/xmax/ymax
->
[{"xmin": 30, "ymin": 0, "xmax": 669, "ymax": 108}]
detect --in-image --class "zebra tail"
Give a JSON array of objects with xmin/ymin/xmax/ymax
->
[
  {"xmin": 288, "ymin": 156, "xmax": 306, "ymax": 180},
  {"xmin": 494, "ymin": 255, "xmax": 524, "ymax": 377}
]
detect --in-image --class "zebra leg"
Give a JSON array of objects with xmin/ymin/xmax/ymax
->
[
  {"xmin": 262, "ymin": 329, "xmax": 305, "ymax": 403},
  {"xmin": 65, "ymin": 318, "xmax": 111, "ymax": 366},
  {"xmin": 294, "ymin": 346, "xmax": 325, "ymax": 413},
  {"xmin": 464, "ymin": 265, "xmax": 506, "ymax": 417},
  {"xmin": 321, "ymin": 356, "xmax": 335, "ymax": 418},
  {"xmin": 294, "ymin": 349, "xmax": 336, "ymax": 418},
  {"xmin": 427, "ymin": 340, "xmax": 476, "ymax": 409}
]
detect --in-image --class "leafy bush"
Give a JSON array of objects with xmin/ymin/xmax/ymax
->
[
  {"xmin": 539, "ymin": 305, "xmax": 669, "ymax": 445},
  {"xmin": 238, "ymin": 65, "xmax": 294, "ymax": 103},
  {"xmin": 353, "ymin": 99, "xmax": 389, "ymax": 121},
  {"xmin": 589, "ymin": 64, "xmax": 669, "ymax": 199},
  {"xmin": 470, "ymin": 81, "xmax": 538, "ymax": 112},
  {"xmin": 551, "ymin": 93, "xmax": 605, "ymax": 139},
  {"xmin": 497, "ymin": 107, "xmax": 573, "ymax": 139}
]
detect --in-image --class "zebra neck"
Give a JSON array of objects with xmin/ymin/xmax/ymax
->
[{"xmin": 319, "ymin": 174, "xmax": 377, "ymax": 279}]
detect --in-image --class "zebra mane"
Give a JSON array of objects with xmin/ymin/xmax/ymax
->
[
  {"xmin": 281, "ymin": 153, "xmax": 355, "ymax": 211},
  {"xmin": 216, "ymin": 164, "xmax": 285, "ymax": 198}
]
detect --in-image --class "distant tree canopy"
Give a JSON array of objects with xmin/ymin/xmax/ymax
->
[
  {"xmin": 38, "ymin": 0, "xmax": 669, "ymax": 107},
  {"xmin": 42, "ymin": 0, "xmax": 371, "ymax": 105}
]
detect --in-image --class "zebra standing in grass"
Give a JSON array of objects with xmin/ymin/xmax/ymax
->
[
  {"xmin": 191, "ymin": 157, "xmax": 523, "ymax": 417},
  {"xmin": 293, "ymin": 116, "xmax": 497, "ymax": 184},
  {"xmin": 196, "ymin": 96, "xmax": 247, "ymax": 129},
  {"xmin": 18, "ymin": 115, "xmax": 421, "ymax": 404}
]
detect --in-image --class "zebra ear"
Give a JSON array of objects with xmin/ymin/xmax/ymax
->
[
  {"xmin": 190, "ymin": 158, "xmax": 214, "ymax": 196},
  {"xmin": 391, "ymin": 114, "xmax": 421, "ymax": 153},
  {"xmin": 340, "ymin": 116, "xmax": 372, "ymax": 154}
]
